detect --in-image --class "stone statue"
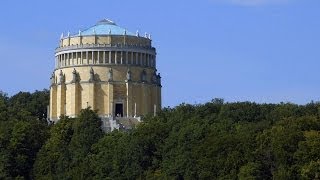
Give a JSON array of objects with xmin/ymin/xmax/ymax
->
[
  {"xmin": 59, "ymin": 70, "xmax": 65, "ymax": 84},
  {"xmin": 157, "ymin": 73, "xmax": 161, "ymax": 85},
  {"xmin": 141, "ymin": 69, "xmax": 147, "ymax": 82},
  {"xmin": 72, "ymin": 68, "xmax": 77, "ymax": 83},
  {"xmin": 108, "ymin": 68, "xmax": 113, "ymax": 81},
  {"xmin": 126, "ymin": 69, "xmax": 132, "ymax": 81},
  {"xmin": 89, "ymin": 67, "xmax": 95, "ymax": 82},
  {"xmin": 152, "ymin": 70, "xmax": 157, "ymax": 83},
  {"xmin": 50, "ymin": 72, "xmax": 55, "ymax": 85}
]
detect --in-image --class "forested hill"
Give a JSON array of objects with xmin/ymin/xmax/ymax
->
[{"xmin": 1, "ymin": 91, "xmax": 320, "ymax": 179}]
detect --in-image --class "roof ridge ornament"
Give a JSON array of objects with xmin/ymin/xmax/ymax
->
[
  {"xmin": 78, "ymin": 30, "xmax": 82, "ymax": 36},
  {"xmin": 148, "ymin": 33, "xmax": 151, "ymax": 39},
  {"xmin": 67, "ymin": 31, "xmax": 70, "ymax": 37},
  {"xmin": 136, "ymin": 30, "xmax": 139, "ymax": 37},
  {"xmin": 144, "ymin": 32, "xmax": 148, "ymax": 38},
  {"xmin": 124, "ymin": 29, "xmax": 127, "ymax": 35},
  {"xmin": 97, "ymin": 18, "xmax": 116, "ymax": 25},
  {"xmin": 60, "ymin": 33, "xmax": 64, "ymax": 39}
]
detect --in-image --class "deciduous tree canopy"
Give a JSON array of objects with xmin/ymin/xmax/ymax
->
[{"xmin": 1, "ymin": 91, "xmax": 320, "ymax": 179}]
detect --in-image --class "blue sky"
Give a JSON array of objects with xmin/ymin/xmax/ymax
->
[{"xmin": 0, "ymin": 0, "xmax": 320, "ymax": 107}]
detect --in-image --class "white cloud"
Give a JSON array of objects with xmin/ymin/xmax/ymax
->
[{"xmin": 212, "ymin": 0, "xmax": 290, "ymax": 6}]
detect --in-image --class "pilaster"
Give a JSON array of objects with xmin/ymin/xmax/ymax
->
[
  {"xmin": 50, "ymin": 85, "xmax": 57, "ymax": 120},
  {"xmin": 141, "ymin": 83, "xmax": 148, "ymax": 115},
  {"xmin": 57, "ymin": 83, "xmax": 66, "ymax": 118},
  {"xmin": 108, "ymin": 82, "xmax": 114, "ymax": 116},
  {"xmin": 126, "ymin": 81, "xmax": 133, "ymax": 117},
  {"xmin": 66, "ymin": 83, "xmax": 80, "ymax": 117}
]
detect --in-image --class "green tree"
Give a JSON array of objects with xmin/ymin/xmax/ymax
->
[
  {"xmin": 0, "ymin": 91, "xmax": 8, "ymax": 121},
  {"xmin": 33, "ymin": 115, "xmax": 73, "ymax": 179},
  {"xmin": 9, "ymin": 90, "xmax": 49, "ymax": 120},
  {"xmin": 68, "ymin": 108, "xmax": 103, "ymax": 178},
  {"xmin": 295, "ymin": 130, "xmax": 320, "ymax": 179},
  {"xmin": 238, "ymin": 162, "xmax": 263, "ymax": 180}
]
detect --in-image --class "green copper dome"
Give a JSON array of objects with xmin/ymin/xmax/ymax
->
[{"xmin": 79, "ymin": 19, "xmax": 135, "ymax": 36}]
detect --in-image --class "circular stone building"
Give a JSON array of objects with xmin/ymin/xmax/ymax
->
[{"xmin": 49, "ymin": 19, "xmax": 161, "ymax": 128}]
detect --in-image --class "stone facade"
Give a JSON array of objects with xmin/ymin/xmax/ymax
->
[{"xmin": 49, "ymin": 19, "xmax": 161, "ymax": 123}]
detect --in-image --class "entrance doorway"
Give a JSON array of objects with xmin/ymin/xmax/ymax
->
[{"xmin": 115, "ymin": 103, "xmax": 123, "ymax": 117}]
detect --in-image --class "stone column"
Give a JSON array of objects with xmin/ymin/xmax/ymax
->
[
  {"xmin": 115, "ymin": 51, "xmax": 118, "ymax": 64},
  {"xmin": 147, "ymin": 54, "xmax": 149, "ymax": 67},
  {"xmin": 62, "ymin": 54, "xmax": 65, "ymax": 66},
  {"xmin": 139, "ymin": 52, "xmax": 142, "ymax": 65},
  {"xmin": 98, "ymin": 51, "xmax": 100, "ymax": 64},
  {"xmin": 58, "ymin": 55, "xmax": 60, "ymax": 68},
  {"xmin": 109, "ymin": 51, "xmax": 112, "ymax": 64},
  {"xmin": 80, "ymin": 52, "xmax": 83, "ymax": 64},
  {"xmin": 126, "ymin": 51, "xmax": 128, "ymax": 64},
  {"xmin": 142, "ymin": 54, "xmax": 144, "ymax": 66},
  {"xmin": 103, "ymin": 51, "xmax": 106, "ymax": 64},
  {"xmin": 67, "ymin": 53, "xmax": 69, "ymax": 66},
  {"xmin": 135, "ymin": 52, "xmax": 138, "ymax": 65},
  {"xmin": 126, "ymin": 80, "xmax": 133, "ymax": 117},
  {"xmin": 86, "ymin": 51, "xmax": 89, "ymax": 64},
  {"xmin": 121, "ymin": 51, "xmax": 123, "ymax": 64},
  {"xmin": 92, "ymin": 51, "xmax": 94, "ymax": 64},
  {"xmin": 76, "ymin": 52, "xmax": 78, "ymax": 65},
  {"xmin": 72, "ymin": 53, "xmax": 74, "ymax": 65},
  {"xmin": 146, "ymin": 53, "xmax": 148, "ymax": 67}
]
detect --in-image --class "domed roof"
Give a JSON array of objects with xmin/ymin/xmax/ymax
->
[{"xmin": 79, "ymin": 19, "xmax": 135, "ymax": 36}]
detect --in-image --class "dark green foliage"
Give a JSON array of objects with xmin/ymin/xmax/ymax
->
[
  {"xmin": 80, "ymin": 100, "xmax": 320, "ymax": 179},
  {"xmin": 33, "ymin": 108, "xmax": 103, "ymax": 179},
  {"xmin": 8, "ymin": 90, "xmax": 50, "ymax": 120},
  {"xmin": 32, "ymin": 115, "xmax": 73, "ymax": 179},
  {"xmin": 0, "ymin": 90, "xmax": 50, "ymax": 179},
  {"xmin": 3, "ymin": 90, "xmax": 320, "ymax": 179}
]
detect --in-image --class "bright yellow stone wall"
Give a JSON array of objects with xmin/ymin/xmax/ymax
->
[
  {"xmin": 50, "ymin": 33, "xmax": 160, "ymax": 121},
  {"xmin": 50, "ymin": 66, "xmax": 161, "ymax": 120}
]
